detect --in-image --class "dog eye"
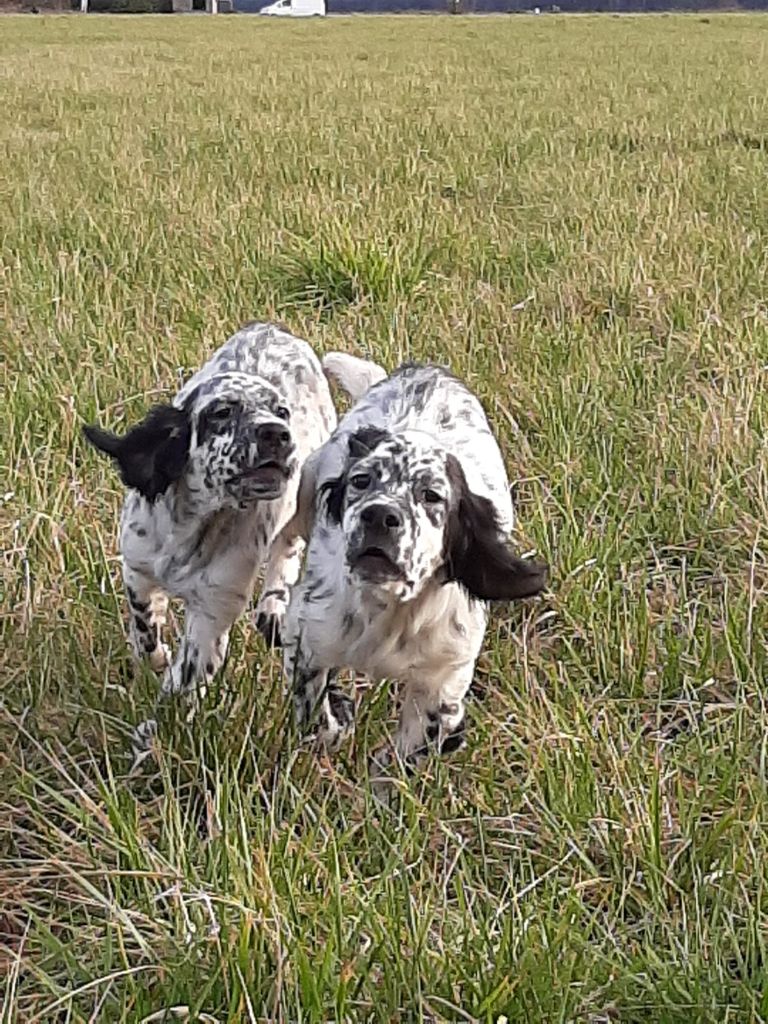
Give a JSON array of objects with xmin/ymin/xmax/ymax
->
[
  {"xmin": 423, "ymin": 488, "xmax": 444, "ymax": 505},
  {"xmin": 350, "ymin": 473, "xmax": 372, "ymax": 490},
  {"xmin": 275, "ymin": 405, "xmax": 290, "ymax": 421},
  {"xmin": 209, "ymin": 406, "xmax": 232, "ymax": 422}
]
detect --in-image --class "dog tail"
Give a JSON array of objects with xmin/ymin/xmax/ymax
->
[{"xmin": 322, "ymin": 352, "xmax": 387, "ymax": 402}]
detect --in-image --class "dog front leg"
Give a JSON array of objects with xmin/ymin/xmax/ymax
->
[
  {"xmin": 254, "ymin": 461, "xmax": 318, "ymax": 649},
  {"xmin": 123, "ymin": 566, "xmax": 170, "ymax": 673},
  {"xmin": 161, "ymin": 608, "xmax": 232, "ymax": 707},
  {"xmin": 131, "ymin": 605, "xmax": 236, "ymax": 762},
  {"xmin": 253, "ymin": 527, "xmax": 306, "ymax": 649},
  {"xmin": 284, "ymin": 638, "xmax": 353, "ymax": 753},
  {"xmin": 369, "ymin": 666, "xmax": 473, "ymax": 794}
]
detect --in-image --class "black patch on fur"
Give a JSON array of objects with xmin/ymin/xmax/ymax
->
[
  {"xmin": 443, "ymin": 455, "xmax": 548, "ymax": 602},
  {"xmin": 83, "ymin": 404, "xmax": 191, "ymax": 501},
  {"xmin": 293, "ymin": 664, "xmax": 341, "ymax": 732},
  {"xmin": 320, "ymin": 476, "xmax": 346, "ymax": 524},
  {"xmin": 317, "ymin": 468, "xmax": 344, "ymax": 524},
  {"xmin": 410, "ymin": 711, "xmax": 467, "ymax": 764},
  {"xmin": 348, "ymin": 425, "xmax": 391, "ymax": 461},
  {"xmin": 127, "ymin": 588, "xmax": 149, "ymax": 614},
  {"xmin": 411, "ymin": 379, "xmax": 429, "ymax": 409},
  {"xmin": 439, "ymin": 715, "xmax": 467, "ymax": 755},
  {"xmin": 327, "ymin": 685, "xmax": 354, "ymax": 728},
  {"xmin": 255, "ymin": 611, "xmax": 283, "ymax": 649},
  {"xmin": 181, "ymin": 656, "xmax": 196, "ymax": 690}
]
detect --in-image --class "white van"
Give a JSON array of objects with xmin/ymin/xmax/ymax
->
[{"xmin": 259, "ymin": 0, "xmax": 325, "ymax": 15}]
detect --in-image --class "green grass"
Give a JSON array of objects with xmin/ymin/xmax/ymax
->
[{"xmin": 2, "ymin": 10, "xmax": 768, "ymax": 1021}]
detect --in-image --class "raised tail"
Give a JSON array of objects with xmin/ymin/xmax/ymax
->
[{"xmin": 322, "ymin": 351, "xmax": 387, "ymax": 402}]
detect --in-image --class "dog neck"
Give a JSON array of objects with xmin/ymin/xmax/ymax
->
[
  {"xmin": 139, "ymin": 481, "xmax": 247, "ymax": 549},
  {"xmin": 331, "ymin": 571, "xmax": 480, "ymax": 681},
  {"xmin": 344, "ymin": 569, "xmax": 447, "ymax": 623}
]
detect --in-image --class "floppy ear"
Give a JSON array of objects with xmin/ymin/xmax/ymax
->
[
  {"xmin": 444, "ymin": 455, "xmax": 547, "ymax": 602},
  {"xmin": 320, "ymin": 426, "xmax": 392, "ymax": 524},
  {"xmin": 82, "ymin": 404, "xmax": 191, "ymax": 501}
]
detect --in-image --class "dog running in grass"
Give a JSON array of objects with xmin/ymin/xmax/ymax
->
[
  {"xmin": 270, "ymin": 352, "xmax": 548, "ymax": 790},
  {"xmin": 83, "ymin": 322, "xmax": 336, "ymax": 724}
]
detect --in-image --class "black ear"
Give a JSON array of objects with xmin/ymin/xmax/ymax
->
[
  {"xmin": 444, "ymin": 455, "xmax": 548, "ymax": 602},
  {"xmin": 82, "ymin": 404, "xmax": 191, "ymax": 501}
]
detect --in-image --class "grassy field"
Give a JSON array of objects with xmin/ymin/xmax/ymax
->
[{"xmin": 2, "ymin": 11, "xmax": 768, "ymax": 1022}]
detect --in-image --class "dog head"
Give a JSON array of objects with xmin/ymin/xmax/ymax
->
[
  {"xmin": 321, "ymin": 427, "xmax": 547, "ymax": 602},
  {"xmin": 83, "ymin": 372, "xmax": 297, "ymax": 510}
]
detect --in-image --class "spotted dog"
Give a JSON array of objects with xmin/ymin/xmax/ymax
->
[
  {"xmin": 83, "ymin": 322, "xmax": 336, "ymax": 709},
  {"xmin": 278, "ymin": 354, "xmax": 548, "ymax": 788}
]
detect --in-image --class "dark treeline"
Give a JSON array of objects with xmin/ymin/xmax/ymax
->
[
  {"xmin": 335, "ymin": 0, "xmax": 765, "ymax": 8},
  {"xmin": 236, "ymin": 0, "xmax": 767, "ymax": 10},
  {"xmin": 7, "ymin": 0, "xmax": 767, "ymax": 13}
]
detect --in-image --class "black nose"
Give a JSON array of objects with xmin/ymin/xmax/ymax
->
[
  {"xmin": 256, "ymin": 422, "xmax": 292, "ymax": 453},
  {"xmin": 360, "ymin": 503, "xmax": 403, "ymax": 533}
]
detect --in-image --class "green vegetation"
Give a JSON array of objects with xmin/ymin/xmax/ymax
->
[{"xmin": 2, "ymin": 13, "xmax": 768, "ymax": 1021}]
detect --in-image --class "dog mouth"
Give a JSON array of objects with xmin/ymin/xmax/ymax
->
[
  {"xmin": 229, "ymin": 460, "xmax": 289, "ymax": 495},
  {"xmin": 350, "ymin": 546, "xmax": 405, "ymax": 582}
]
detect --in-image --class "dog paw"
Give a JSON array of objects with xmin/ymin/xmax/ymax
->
[
  {"xmin": 160, "ymin": 664, "xmax": 206, "ymax": 710},
  {"xmin": 161, "ymin": 663, "xmax": 183, "ymax": 697},
  {"xmin": 315, "ymin": 690, "xmax": 355, "ymax": 753},
  {"xmin": 129, "ymin": 634, "xmax": 171, "ymax": 673},
  {"xmin": 148, "ymin": 643, "xmax": 171, "ymax": 673},
  {"xmin": 129, "ymin": 717, "xmax": 158, "ymax": 773},
  {"xmin": 253, "ymin": 590, "xmax": 288, "ymax": 649},
  {"xmin": 315, "ymin": 718, "xmax": 354, "ymax": 754}
]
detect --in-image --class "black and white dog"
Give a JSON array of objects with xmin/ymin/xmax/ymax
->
[
  {"xmin": 83, "ymin": 322, "xmax": 336, "ymax": 704},
  {"xmin": 277, "ymin": 353, "xmax": 548, "ymax": 784}
]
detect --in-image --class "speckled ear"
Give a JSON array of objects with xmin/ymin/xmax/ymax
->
[{"xmin": 83, "ymin": 404, "xmax": 191, "ymax": 501}]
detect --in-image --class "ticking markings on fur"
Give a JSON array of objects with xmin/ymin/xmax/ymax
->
[
  {"xmin": 282, "ymin": 358, "xmax": 548, "ymax": 786},
  {"xmin": 82, "ymin": 322, "xmax": 337, "ymax": 733}
]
